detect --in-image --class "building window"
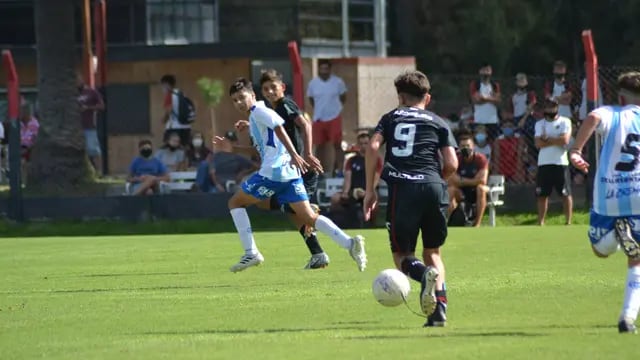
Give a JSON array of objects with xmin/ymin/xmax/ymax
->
[
  {"xmin": 299, "ymin": 0, "xmax": 374, "ymax": 42},
  {"xmin": 146, "ymin": 0, "xmax": 218, "ymax": 45}
]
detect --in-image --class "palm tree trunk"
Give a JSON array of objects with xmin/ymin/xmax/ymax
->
[{"xmin": 29, "ymin": 0, "xmax": 93, "ymax": 194}]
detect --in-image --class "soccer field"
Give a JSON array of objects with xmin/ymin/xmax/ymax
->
[{"xmin": 0, "ymin": 226, "xmax": 637, "ymax": 359}]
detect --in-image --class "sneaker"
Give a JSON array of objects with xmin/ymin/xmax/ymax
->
[
  {"xmin": 229, "ymin": 253, "xmax": 264, "ymax": 273},
  {"xmin": 304, "ymin": 252, "xmax": 330, "ymax": 269},
  {"xmin": 614, "ymin": 219, "xmax": 640, "ymax": 260},
  {"xmin": 348, "ymin": 235, "xmax": 367, "ymax": 272},
  {"xmin": 618, "ymin": 317, "xmax": 637, "ymax": 334},
  {"xmin": 419, "ymin": 266, "xmax": 439, "ymax": 316},
  {"xmin": 424, "ymin": 302, "xmax": 447, "ymax": 327}
]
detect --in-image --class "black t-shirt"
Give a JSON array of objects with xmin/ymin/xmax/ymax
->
[
  {"xmin": 374, "ymin": 107, "xmax": 457, "ymax": 184},
  {"xmin": 273, "ymin": 97, "xmax": 305, "ymax": 155}
]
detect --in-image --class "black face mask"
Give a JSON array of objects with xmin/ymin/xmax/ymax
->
[
  {"xmin": 480, "ymin": 74, "xmax": 491, "ymax": 81},
  {"xmin": 544, "ymin": 112, "xmax": 558, "ymax": 120},
  {"xmin": 554, "ymin": 73, "xmax": 566, "ymax": 81},
  {"xmin": 140, "ymin": 148, "xmax": 152, "ymax": 158},
  {"xmin": 517, "ymin": 86, "xmax": 527, "ymax": 91},
  {"xmin": 460, "ymin": 147, "xmax": 473, "ymax": 158},
  {"xmin": 168, "ymin": 144, "xmax": 178, "ymax": 151}
]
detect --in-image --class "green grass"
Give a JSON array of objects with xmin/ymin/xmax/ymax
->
[{"xmin": 1, "ymin": 225, "xmax": 638, "ymax": 359}]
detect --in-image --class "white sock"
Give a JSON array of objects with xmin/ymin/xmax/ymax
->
[
  {"xmin": 620, "ymin": 266, "xmax": 640, "ymax": 321},
  {"xmin": 593, "ymin": 231, "xmax": 620, "ymax": 256},
  {"xmin": 314, "ymin": 215, "xmax": 352, "ymax": 249},
  {"xmin": 230, "ymin": 208, "xmax": 258, "ymax": 256}
]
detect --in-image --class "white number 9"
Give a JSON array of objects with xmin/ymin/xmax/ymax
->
[{"xmin": 392, "ymin": 123, "xmax": 416, "ymax": 157}]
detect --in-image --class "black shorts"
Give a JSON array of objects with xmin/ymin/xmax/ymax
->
[
  {"xmin": 460, "ymin": 186, "xmax": 477, "ymax": 204},
  {"xmin": 270, "ymin": 171, "xmax": 319, "ymax": 211},
  {"xmin": 536, "ymin": 165, "xmax": 571, "ymax": 197},
  {"xmin": 386, "ymin": 182, "xmax": 449, "ymax": 253}
]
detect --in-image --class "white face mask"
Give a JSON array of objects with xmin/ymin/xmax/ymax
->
[{"xmin": 192, "ymin": 138, "xmax": 203, "ymax": 147}]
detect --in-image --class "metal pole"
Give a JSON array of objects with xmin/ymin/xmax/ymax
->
[
  {"xmin": 375, "ymin": 0, "xmax": 387, "ymax": 57},
  {"xmin": 341, "ymin": 0, "xmax": 350, "ymax": 57}
]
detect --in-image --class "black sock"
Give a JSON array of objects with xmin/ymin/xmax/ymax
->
[
  {"xmin": 435, "ymin": 289, "xmax": 447, "ymax": 304},
  {"xmin": 300, "ymin": 226, "xmax": 324, "ymax": 255},
  {"xmin": 401, "ymin": 256, "xmax": 427, "ymax": 283}
]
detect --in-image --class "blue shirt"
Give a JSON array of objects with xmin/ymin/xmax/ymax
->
[{"xmin": 129, "ymin": 156, "xmax": 168, "ymax": 182}]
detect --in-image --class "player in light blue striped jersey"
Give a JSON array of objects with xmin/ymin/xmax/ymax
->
[
  {"xmin": 570, "ymin": 71, "xmax": 640, "ymax": 333},
  {"xmin": 223, "ymin": 78, "xmax": 367, "ymax": 273}
]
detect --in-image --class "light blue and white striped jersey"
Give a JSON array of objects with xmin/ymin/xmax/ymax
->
[
  {"xmin": 249, "ymin": 101, "xmax": 301, "ymax": 182},
  {"xmin": 593, "ymin": 105, "xmax": 640, "ymax": 216}
]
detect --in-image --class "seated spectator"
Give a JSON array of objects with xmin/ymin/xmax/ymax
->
[
  {"xmin": 127, "ymin": 140, "xmax": 170, "ymax": 196},
  {"xmin": 473, "ymin": 125, "xmax": 492, "ymax": 164},
  {"xmin": 493, "ymin": 120, "xmax": 522, "ymax": 183},
  {"xmin": 194, "ymin": 131, "xmax": 258, "ymax": 193},
  {"xmin": 330, "ymin": 133, "xmax": 383, "ymax": 227},
  {"xmin": 448, "ymin": 130, "xmax": 489, "ymax": 227},
  {"xmin": 155, "ymin": 131, "xmax": 187, "ymax": 171},
  {"xmin": 186, "ymin": 131, "xmax": 212, "ymax": 169}
]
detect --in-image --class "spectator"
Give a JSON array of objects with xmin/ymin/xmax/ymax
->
[
  {"xmin": 307, "ymin": 59, "xmax": 347, "ymax": 176},
  {"xmin": 534, "ymin": 99, "xmax": 573, "ymax": 226},
  {"xmin": 544, "ymin": 60, "xmax": 574, "ymax": 120},
  {"xmin": 186, "ymin": 131, "xmax": 211, "ymax": 169},
  {"xmin": 330, "ymin": 133, "xmax": 383, "ymax": 226},
  {"xmin": 19, "ymin": 103, "xmax": 39, "ymax": 183},
  {"xmin": 77, "ymin": 73, "xmax": 105, "ymax": 175},
  {"xmin": 493, "ymin": 120, "xmax": 522, "ymax": 182},
  {"xmin": 520, "ymin": 102, "xmax": 543, "ymax": 183},
  {"xmin": 194, "ymin": 130, "xmax": 257, "ymax": 193},
  {"xmin": 448, "ymin": 130, "xmax": 489, "ymax": 227},
  {"xmin": 127, "ymin": 140, "xmax": 170, "ymax": 196},
  {"xmin": 160, "ymin": 74, "xmax": 193, "ymax": 146},
  {"xmin": 470, "ymin": 63, "xmax": 501, "ymax": 140},
  {"xmin": 510, "ymin": 73, "xmax": 537, "ymax": 126},
  {"xmin": 473, "ymin": 125, "xmax": 492, "ymax": 165},
  {"xmin": 155, "ymin": 132, "xmax": 187, "ymax": 172}
]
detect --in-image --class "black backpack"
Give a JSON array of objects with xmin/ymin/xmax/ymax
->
[{"xmin": 173, "ymin": 90, "xmax": 196, "ymax": 125}]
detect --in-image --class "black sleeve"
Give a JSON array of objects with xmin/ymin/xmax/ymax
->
[
  {"xmin": 374, "ymin": 114, "xmax": 388, "ymax": 141},
  {"xmin": 437, "ymin": 123, "xmax": 457, "ymax": 149},
  {"xmin": 282, "ymin": 98, "xmax": 303, "ymax": 122}
]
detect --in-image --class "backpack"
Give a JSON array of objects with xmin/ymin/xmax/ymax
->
[{"xmin": 173, "ymin": 90, "xmax": 196, "ymax": 125}]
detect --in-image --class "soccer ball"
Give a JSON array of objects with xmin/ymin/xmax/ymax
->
[{"xmin": 372, "ymin": 269, "xmax": 411, "ymax": 307}]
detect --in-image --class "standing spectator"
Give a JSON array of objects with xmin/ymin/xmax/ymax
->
[
  {"xmin": 448, "ymin": 130, "xmax": 489, "ymax": 227},
  {"xmin": 510, "ymin": 73, "xmax": 537, "ymax": 126},
  {"xmin": 307, "ymin": 59, "xmax": 347, "ymax": 176},
  {"xmin": 160, "ymin": 74, "xmax": 194, "ymax": 146},
  {"xmin": 77, "ymin": 73, "xmax": 105, "ymax": 175},
  {"xmin": 534, "ymin": 99, "xmax": 573, "ymax": 226},
  {"xmin": 493, "ymin": 120, "xmax": 522, "ymax": 182},
  {"xmin": 544, "ymin": 61, "xmax": 575, "ymax": 120},
  {"xmin": 127, "ymin": 140, "xmax": 170, "ymax": 196},
  {"xmin": 186, "ymin": 131, "xmax": 211, "ymax": 169},
  {"xmin": 473, "ymin": 125, "xmax": 492, "ymax": 165},
  {"xmin": 19, "ymin": 103, "xmax": 39, "ymax": 183},
  {"xmin": 155, "ymin": 132, "xmax": 187, "ymax": 171},
  {"xmin": 470, "ymin": 63, "xmax": 501, "ymax": 140},
  {"xmin": 520, "ymin": 102, "xmax": 544, "ymax": 184}
]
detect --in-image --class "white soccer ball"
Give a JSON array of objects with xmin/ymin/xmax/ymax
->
[{"xmin": 372, "ymin": 269, "xmax": 411, "ymax": 307}]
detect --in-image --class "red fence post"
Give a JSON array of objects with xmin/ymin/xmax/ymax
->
[{"xmin": 288, "ymin": 41, "xmax": 304, "ymax": 110}]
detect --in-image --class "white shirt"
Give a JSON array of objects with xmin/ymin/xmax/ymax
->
[
  {"xmin": 306, "ymin": 75, "xmax": 347, "ymax": 122},
  {"xmin": 550, "ymin": 82, "xmax": 573, "ymax": 119},
  {"xmin": 579, "ymin": 78, "xmax": 603, "ymax": 120},
  {"xmin": 534, "ymin": 116, "xmax": 572, "ymax": 166},
  {"xmin": 592, "ymin": 105, "xmax": 640, "ymax": 216},
  {"xmin": 165, "ymin": 89, "xmax": 191, "ymax": 130},
  {"xmin": 512, "ymin": 91, "xmax": 529, "ymax": 118},
  {"xmin": 473, "ymin": 82, "xmax": 499, "ymax": 124},
  {"xmin": 475, "ymin": 143, "xmax": 492, "ymax": 163},
  {"xmin": 249, "ymin": 101, "xmax": 301, "ymax": 181}
]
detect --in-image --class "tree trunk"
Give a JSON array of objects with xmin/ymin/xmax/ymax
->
[{"xmin": 30, "ymin": 0, "xmax": 93, "ymax": 194}]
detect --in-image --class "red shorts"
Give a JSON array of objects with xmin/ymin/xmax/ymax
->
[{"xmin": 312, "ymin": 115, "xmax": 342, "ymax": 146}]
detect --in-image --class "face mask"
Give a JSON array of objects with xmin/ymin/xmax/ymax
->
[
  {"xmin": 517, "ymin": 86, "xmax": 527, "ymax": 91},
  {"xmin": 502, "ymin": 128, "xmax": 515, "ymax": 137},
  {"xmin": 460, "ymin": 147, "xmax": 473, "ymax": 158},
  {"xmin": 554, "ymin": 73, "xmax": 566, "ymax": 80},
  {"xmin": 544, "ymin": 112, "xmax": 558, "ymax": 121},
  {"xmin": 192, "ymin": 138, "xmax": 203, "ymax": 147},
  {"xmin": 480, "ymin": 74, "xmax": 490, "ymax": 81},
  {"xmin": 475, "ymin": 133, "xmax": 487, "ymax": 144},
  {"xmin": 168, "ymin": 143, "xmax": 179, "ymax": 150},
  {"xmin": 140, "ymin": 148, "xmax": 152, "ymax": 158}
]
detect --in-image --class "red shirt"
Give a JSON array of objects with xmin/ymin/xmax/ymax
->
[
  {"xmin": 457, "ymin": 152, "xmax": 488, "ymax": 180},
  {"xmin": 496, "ymin": 136, "xmax": 519, "ymax": 178},
  {"xmin": 78, "ymin": 86, "xmax": 103, "ymax": 130}
]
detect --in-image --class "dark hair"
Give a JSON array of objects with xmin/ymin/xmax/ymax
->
[
  {"xmin": 618, "ymin": 72, "xmax": 640, "ymax": 95},
  {"xmin": 480, "ymin": 62, "xmax": 491, "ymax": 69},
  {"xmin": 259, "ymin": 69, "xmax": 283, "ymax": 86},
  {"xmin": 553, "ymin": 60, "xmax": 567, "ymax": 69},
  {"xmin": 160, "ymin": 74, "xmax": 176, "ymax": 87},
  {"xmin": 357, "ymin": 132, "xmax": 370, "ymax": 140},
  {"xmin": 457, "ymin": 128, "xmax": 474, "ymax": 142},
  {"xmin": 138, "ymin": 139, "xmax": 152, "ymax": 148},
  {"xmin": 318, "ymin": 59, "xmax": 332, "ymax": 68},
  {"xmin": 541, "ymin": 98, "xmax": 559, "ymax": 109},
  {"xmin": 394, "ymin": 71, "xmax": 431, "ymax": 99},
  {"xmin": 228, "ymin": 77, "xmax": 254, "ymax": 96}
]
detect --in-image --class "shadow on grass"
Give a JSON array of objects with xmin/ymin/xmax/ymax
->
[
  {"xmin": 138, "ymin": 325, "xmax": 406, "ymax": 336},
  {"xmin": 0, "ymin": 284, "xmax": 231, "ymax": 295},
  {"xmin": 77, "ymin": 272, "xmax": 196, "ymax": 278},
  {"xmin": 346, "ymin": 331, "xmax": 548, "ymax": 340}
]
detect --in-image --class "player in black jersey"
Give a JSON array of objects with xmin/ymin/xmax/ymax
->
[
  {"xmin": 364, "ymin": 71, "xmax": 458, "ymax": 327},
  {"xmin": 258, "ymin": 69, "xmax": 330, "ymax": 269}
]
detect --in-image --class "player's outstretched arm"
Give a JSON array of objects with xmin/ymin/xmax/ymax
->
[
  {"xmin": 363, "ymin": 133, "xmax": 383, "ymax": 221},
  {"xmin": 441, "ymin": 146, "xmax": 458, "ymax": 181},
  {"xmin": 569, "ymin": 112, "xmax": 601, "ymax": 173},
  {"xmin": 273, "ymin": 125, "xmax": 310, "ymax": 173},
  {"xmin": 294, "ymin": 114, "xmax": 323, "ymax": 173}
]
